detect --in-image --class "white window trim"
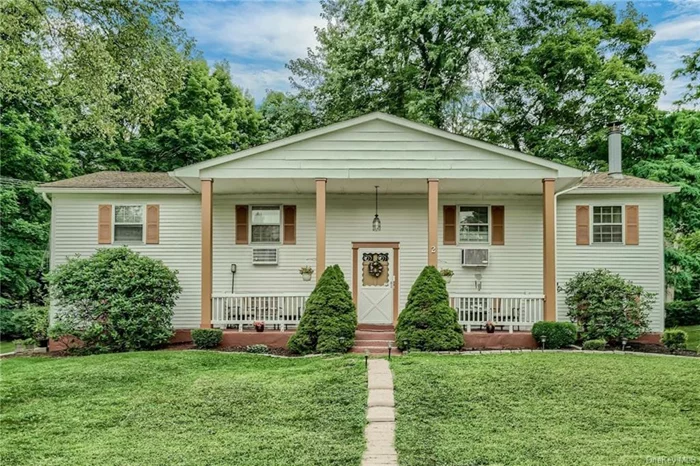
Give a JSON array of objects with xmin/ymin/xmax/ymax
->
[
  {"xmin": 113, "ymin": 204, "xmax": 145, "ymax": 244},
  {"xmin": 457, "ymin": 205, "xmax": 491, "ymax": 245},
  {"xmin": 590, "ymin": 204, "xmax": 625, "ymax": 245},
  {"xmin": 249, "ymin": 204, "xmax": 283, "ymax": 245}
]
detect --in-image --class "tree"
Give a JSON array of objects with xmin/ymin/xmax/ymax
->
[
  {"xmin": 260, "ymin": 91, "xmax": 318, "ymax": 142},
  {"xmin": 471, "ymin": 0, "xmax": 662, "ymax": 169},
  {"xmin": 673, "ymin": 48, "xmax": 700, "ymax": 106},
  {"xmin": 133, "ymin": 59, "xmax": 264, "ymax": 171},
  {"xmin": 288, "ymin": 0, "xmax": 510, "ymax": 128}
]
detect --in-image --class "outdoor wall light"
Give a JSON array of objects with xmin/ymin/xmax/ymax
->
[{"xmin": 372, "ymin": 186, "xmax": 382, "ymax": 232}]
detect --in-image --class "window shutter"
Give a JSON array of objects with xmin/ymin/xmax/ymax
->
[
  {"xmin": 576, "ymin": 205, "xmax": 590, "ymax": 245},
  {"xmin": 283, "ymin": 205, "xmax": 296, "ymax": 245},
  {"xmin": 625, "ymin": 205, "xmax": 639, "ymax": 245},
  {"xmin": 235, "ymin": 205, "xmax": 249, "ymax": 244},
  {"xmin": 98, "ymin": 204, "xmax": 112, "ymax": 244},
  {"xmin": 491, "ymin": 206, "xmax": 505, "ymax": 245},
  {"xmin": 145, "ymin": 205, "xmax": 160, "ymax": 244},
  {"xmin": 443, "ymin": 205, "xmax": 456, "ymax": 245}
]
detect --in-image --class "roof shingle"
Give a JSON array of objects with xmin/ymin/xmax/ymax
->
[
  {"xmin": 39, "ymin": 172, "xmax": 183, "ymax": 189},
  {"xmin": 579, "ymin": 173, "xmax": 674, "ymax": 189}
]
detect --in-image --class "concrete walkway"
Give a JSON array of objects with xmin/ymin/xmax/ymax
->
[{"xmin": 362, "ymin": 359, "xmax": 397, "ymax": 466}]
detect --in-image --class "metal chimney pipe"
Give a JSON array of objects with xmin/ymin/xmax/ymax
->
[{"xmin": 607, "ymin": 121, "xmax": 623, "ymax": 179}]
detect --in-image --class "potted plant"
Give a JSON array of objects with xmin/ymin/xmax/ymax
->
[
  {"xmin": 299, "ymin": 266, "xmax": 314, "ymax": 282},
  {"xmin": 485, "ymin": 320, "xmax": 496, "ymax": 334},
  {"xmin": 254, "ymin": 320, "xmax": 265, "ymax": 332},
  {"xmin": 440, "ymin": 268, "xmax": 454, "ymax": 284}
]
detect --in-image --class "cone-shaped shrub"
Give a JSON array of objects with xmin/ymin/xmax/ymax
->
[
  {"xmin": 395, "ymin": 266, "xmax": 463, "ymax": 351},
  {"xmin": 288, "ymin": 265, "xmax": 356, "ymax": 354}
]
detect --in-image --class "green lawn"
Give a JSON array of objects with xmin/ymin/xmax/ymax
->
[
  {"xmin": 1, "ymin": 352, "xmax": 367, "ymax": 466},
  {"xmin": 679, "ymin": 325, "xmax": 700, "ymax": 351},
  {"xmin": 0, "ymin": 340, "xmax": 14, "ymax": 354},
  {"xmin": 392, "ymin": 353, "xmax": 700, "ymax": 466}
]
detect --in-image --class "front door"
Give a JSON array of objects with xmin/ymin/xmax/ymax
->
[{"xmin": 357, "ymin": 248, "xmax": 394, "ymax": 324}]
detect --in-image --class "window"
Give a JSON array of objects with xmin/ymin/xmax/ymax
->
[
  {"xmin": 592, "ymin": 206, "xmax": 623, "ymax": 243},
  {"xmin": 251, "ymin": 206, "xmax": 281, "ymax": 243},
  {"xmin": 114, "ymin": 205, "xmax": 144, "ymax": 242},
  {"xmin": 459, "ymin": 206, "xmax": 489, "ymax": 243}
]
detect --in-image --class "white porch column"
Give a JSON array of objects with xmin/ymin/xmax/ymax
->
[
  {"xmin": 315, "ymin": 178, "xmax": 327, "ymax": 282},
  {"xmin": 200, "ymin": 179, "xmax": 213, "ymax": 328}
]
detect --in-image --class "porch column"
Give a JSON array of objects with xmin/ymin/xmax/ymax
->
[
  {"xmin": 427, "ymin": 179, "xmax": 439, "ymax": 267},
  {"xmin": 316, "ymin": 178, "xmax": 327, "ymax": 282},
  {"xmin": 542, "ymin": 178, "xmax": 556, "ymax": 321},
  {"xmin": 200, "ymin": 179, "xmax": 213, "ymax": 328}
]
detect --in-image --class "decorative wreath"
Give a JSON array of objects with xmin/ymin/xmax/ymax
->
[{"xmin": 368, "ymin": 260, "xmax": 384, "ymax": 278}]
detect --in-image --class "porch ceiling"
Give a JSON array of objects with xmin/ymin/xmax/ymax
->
[{"xmin": 188, "ymin": 177, "xmax": 580, "ymax": 195}]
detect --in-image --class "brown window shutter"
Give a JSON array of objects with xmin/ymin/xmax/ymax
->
[
  {"xmin": 576, "ymin": 205, "xmax": 590, "ymax": 245},
  {"xmin": 145, "ymin": 205, "xmax": 160, "ymax": 244},
  {"xmin": 443, "ymin": 205, "xmax": 456, "ymax": 245},
  {"xmin": 98, "ymin": 204, "xmax": 112, "ymax": 244},
  {"xmin": 283, "ymin": 205, "xmax": 296, "ymax": 245},
  {"xmin": 625, "ymin": 205, "xmax": 639, "ymax": 245},
  {"xmin": 491, "ymin": 206, "xmax": 505, "ymax": 245},
  {"xmin": 235, "ymin": 205, "xmax": 249, "ymax": 244}
]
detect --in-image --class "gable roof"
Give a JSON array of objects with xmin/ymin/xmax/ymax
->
[
  {"xmin": 36, "ymin": 172, "xmax": 190, "ymax": 193},
  {"xmin": 572, "ymin": 172, "xmax": 680, "ymax": 194},
  {"xmin": 170, "ymin": 112, "xmax": 584, "ymax": 179}
]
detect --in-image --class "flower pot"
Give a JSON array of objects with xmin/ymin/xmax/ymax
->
[
  {"xmin": 301, "ymin": 273, "xmax": 312, "ymax": 282},
  {"xmin": 442, "ymin": 275, "xmax": 452, "ymax": 284},
  {"xmin": 485, "ymin": 323, "xmax": 496, "ymax": 334},
  {"xmin": 254, "ymin": 324, "xmax": 265, "ymax": 333}
]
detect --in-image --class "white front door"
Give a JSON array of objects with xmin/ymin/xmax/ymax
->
[{"xmin": 357, "ymin": 248, "xmax": 394, "ymax": 324}]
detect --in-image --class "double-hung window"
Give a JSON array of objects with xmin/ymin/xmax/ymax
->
[
  {"xmin": 251, "ymin": 206, "xmax": 281, "ymax": 243},
  {"xmin": 114, "ymin": 205, "xmax": 144, "ymax": 242},
  {"xmin": 459, "ymin": 206, "xmax": 489, "ymax": 243},
  {"xmin": 592, "ymin": 206, "xmax": 623, "ymax": 244}
]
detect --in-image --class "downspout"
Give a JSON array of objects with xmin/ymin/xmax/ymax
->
[{"xmin": 41, "ymin": 192, "xmax": 52, "ymax": 206}]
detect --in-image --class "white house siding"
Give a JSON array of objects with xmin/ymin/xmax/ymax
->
[
  {"xmin": 200, "ymin": 119, "xmax": 557, "ymax": 180},
  {"xmin": 212, "ymin": 193, "xmax": 544, "ymax": 314},
  {"xmin": 50, "ymin": 193, "xmax": 202, "ymax": 328},
  {"xmin": 556, "ymin": 193, "xmax": 665, "ymax": 332}
]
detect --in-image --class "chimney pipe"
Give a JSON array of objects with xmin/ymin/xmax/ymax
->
[{"xmin": 607, "ymin": 121, "xmax": 623, "ymax": 179}]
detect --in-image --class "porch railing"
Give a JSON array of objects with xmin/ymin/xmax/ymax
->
[
  {"xmin": 212, "ymin": 293, "xmax": 309, "ymax": 331},
  {"xmin": 450, "ymin": 294, "xmax": 544, "ymax": 333}
]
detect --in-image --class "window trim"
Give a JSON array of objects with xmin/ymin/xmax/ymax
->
[
  {"xmin": 113, "ymin": 204, "xmax": 145, "ymax": 244},
  {"xmin": 590, "ymin": 204, "xmax": 625, "ymax": 245},
  {"xmin": 457, "ymin": 205, "xmax": 491, "ymax": 245},
  {"xmin": 249, "ymin": 204, "xmax": 283, "ymax": 245}
]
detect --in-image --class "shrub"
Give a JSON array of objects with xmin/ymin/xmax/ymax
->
[
  {"xmin": 561, "ymin": 269, "xmax": 653, "ymax": 344},
  {"xmin": 191, "ymin": 328, "xmax": 223, "ymax": 349},
  {"xmin": 582, "ymin": 339, "xmax": 606, "ymax": 351},
  {"xmin": 0, "ymin": 309, "xmax": 22, "ymax": 340},
  {"xmin": 47, "ymin": 247, "xmax": 181, "ymax": 353},
  {"xmin": 665, "ymin": 299, "xmax": 700, "ymax": 327},
  {"xmin": 661, "ymin": 329, "xmax": 688, "ymax": 352},
  {"xmin": 531, "ymin": 321, "xmax": 577, "ymax": 349},
  {"xmin": 288, "ymin": 265, "xmax": 356, "ymax": 354},
  {"xmin": 246, "ymin": 344, "xmax": 269, "ymax": 354},
  {"xmin": 395, "ymin": 266, "xmax": 463, "ymax": 352},
  {"xmin": 0, "ymin": 306, "xmax": 49, "ymax": 343}
]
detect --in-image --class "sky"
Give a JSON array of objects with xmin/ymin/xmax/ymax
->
[{"xmin": 179, "ymin": 0, "xmax": 700, "ymax": 109}]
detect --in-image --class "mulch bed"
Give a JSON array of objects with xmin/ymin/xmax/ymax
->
[{"xmin": 626, "ymin": 341, "xmax": 699, "ymax": 357}]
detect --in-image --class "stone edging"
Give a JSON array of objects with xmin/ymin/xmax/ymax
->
[{"xmin": 418, "ymin": 349, "xmax": 699, "ymax": 359}]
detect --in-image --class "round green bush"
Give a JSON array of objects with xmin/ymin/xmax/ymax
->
[
  {"xmin": 246, "ymin": 344, "xmax": 269, "ymax": 354},
  {"xmin": 561, "ymin": 269, "xmax": 653, "ymax": 344},
  {"xmin": 288, "ymin": 265, "xmax": 356, "ymax": 354},
  {"xmin": 661, "ymin": 329, "xmax": 688, "ymax": 352},
  {"xmin": 395, "ymin": 266, "xmax": 463, "ymax": 352},
  {"xmin": 665, "ymin": 299, "xmax": 700, "ymax": 327},
  {"xmin": 582, "ymin": 339, "xmax": 606, "ymax": 351},
  {"xmin": 531, "ymin": 321, "xmax": 577, "ymax": 349},
  {"xmin": 191, "ymin": 328, "xmax": 223, "ymax": 349},
  {"xmin": 48, "ymin": 247, "xmax": 181, "ymax": 353}
]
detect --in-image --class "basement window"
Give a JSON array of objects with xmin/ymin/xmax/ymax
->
[
  {"xmin": 251, "ymin": 206, "xmax": 281, "ymax": 243},
  {"xmin": 114, "ymin": 205, "xmax": 144, "ymax": 243},
  {"xmin": 592, "ymin": 206, "xmax": 623, "ymax": 244}
]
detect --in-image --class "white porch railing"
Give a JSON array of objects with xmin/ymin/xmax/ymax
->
[
  {"xmin": 212, "ymin": 293, "xmax": 309, "ymax": 331},
  {"xmin": 450, "ymin": 294, "xmax": 544, "ymax": 333}
]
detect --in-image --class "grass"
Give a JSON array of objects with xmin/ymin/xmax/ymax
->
[
  {"xmin": 392, "ymin": 353, "xmax": 700, "ymax": 466},
  {"xmin": 0, "ymin": 340, "xmax": 14, "ymax": 354},
  {"xmin": 678, "ymin": 325, "xmax": 700, "ymax": 351},
  {"xmin": 0, "ymin": 351, "xmax": 367, "ymax": 466}
]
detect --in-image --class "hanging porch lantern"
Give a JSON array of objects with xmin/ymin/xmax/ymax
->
[{"xmin": 372, "ymin": 185, "xmax": 382, "ymax": 232}]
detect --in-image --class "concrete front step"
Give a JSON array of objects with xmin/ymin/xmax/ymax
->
[
  {"xmin": 357, "ymin": 324, "xmax": 395, "ymax": 331},
  {"xmin": 350, "ymin": 346, "xmax": 398, "ymax": 355},
  {"xmin": 354, "ymin": 339, "xmax": 395, "ymax": 348},
  {"xmin": 355, "ymin": 331, "xmax": 396, "ymax": 341}
]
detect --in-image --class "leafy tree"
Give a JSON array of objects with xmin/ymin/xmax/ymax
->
[
  {"xmin": 289, "ymin": 0, "xmax": 510, "ymax": 127},
  {"xmin": 471, "ymin": 0, "xmax": 662, "ymax": 169},
  {"xmin": 133, "ymin": 59, "xmax": 263, "ymax": 171},
  {"xmin": 260, "ymin": 91, "xmax": 318, "ymax": 142},
  {"xmin": 673, "ymin": 47, "xmax": 700, "ymax": 106},
  {"xmin": 395, "ymin": 266, "xmax": 463, "ymax": 351}
]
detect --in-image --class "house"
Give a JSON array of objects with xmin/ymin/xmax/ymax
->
[{"xmin": 37, "ymin": 113, "xmax": 679, "ymax": 348}]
